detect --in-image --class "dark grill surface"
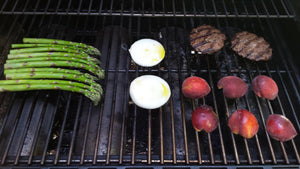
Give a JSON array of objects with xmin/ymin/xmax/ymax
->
[
  {"xmin": 0, "ymin": 0, "xmax": 296, "ymax": 18},
  {"xmin": 0, "ymin": 1, "xmax": 300, "ymax": 169}
]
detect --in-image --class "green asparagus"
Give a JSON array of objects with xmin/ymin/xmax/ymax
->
[
  {"xmin": 22, "ymin": 38, "xmax": 100, "ymax": 56},
  {"xmin": 0, "ymin": 83, "xmax": 100, "ymax": 105},
  {"xmin": 3, "ymin": 38, "xmax": 104, "ymax": 105},
  {"xmin": 11, "ymin": 44, "xmax": 95, "ymax": 56},
  {"xmin": 4, "ymin": 68, "xmax": 99, "ymax": 81},
  {"xmin": 6, "ymin": 56, "xmax": 100, "ymax": 69},
  {"xmin": 8, "ymin": 52, "xmax": 100, "ymax": 64},
  {"xmin": 5, "ymin": 72, "xmax": 97, "ymax": 86},
  {"xmin": 4, "ymin": 61, "xmax": 104, "ymax": 79},
  {"xmin": 0, "ymin": 79, "xmax": 103, "ymax": 95},
  {"xmin": 9, "ymin": 46, "xmax": 84, "ymax": 55}
]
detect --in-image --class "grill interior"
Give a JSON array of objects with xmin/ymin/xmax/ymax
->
[{"xmin": 0, "ymin": 1, "xmax": 300, "ymax": 169}]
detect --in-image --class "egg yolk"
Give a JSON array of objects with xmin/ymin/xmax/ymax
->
[{"xmin": 161, "ymin": 83, "xmax": 170, "ymax": 97}]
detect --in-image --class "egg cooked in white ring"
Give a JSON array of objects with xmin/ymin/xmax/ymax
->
[
  {"xmin": 129, "ymin": 39, "xmax": 165, "ymax": 67},
  {"xmin": 129, "ymin": 75, "xmax": 171, "ymax": 109}
]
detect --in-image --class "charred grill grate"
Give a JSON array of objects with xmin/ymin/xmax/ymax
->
[
  {"xmin": 0, "ymin": 1, "xmax": 299, "ymax": 169},
  {"xmin": 0, "ymin": 0, "xmax": 296, "ymax": 18}
]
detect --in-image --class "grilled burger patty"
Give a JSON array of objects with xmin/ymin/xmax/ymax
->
[
  {"xmin": 190, "ymin": 25, "xmax": 226, "ymax": 54},
  {"xmin": 231, "ymin": 31, "xmax": 272, "ymax": 61}
]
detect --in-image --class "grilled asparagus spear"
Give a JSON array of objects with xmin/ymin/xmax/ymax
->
[
  {"xmin": 4, "ymin": 68, "xmax": 99, "ymax": 81},
  {"xmin": 21, "ymin": 38, "xmax": 100, "ymax": 56},
  {"xmin": 4, "ymin": 61, "xmax": 104, "ymax": 79},
  {"xmin": 0, "ymin": 83, "xmax": 101, "ymax": 105},
  {"xmin": 8, "ymin": 52, "xmax": 100, "ymax": 64},
  {"xmin": 5, "ymin": 72, "xmax": 97, "ymax": 86},
  {"xmin": 6, "ymin": 56, "xmax": 100, "ymax": 69}
]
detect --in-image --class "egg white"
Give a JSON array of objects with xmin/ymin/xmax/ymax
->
[
  {"xmin": 129, "ymin": 39, "xmax": 165, "ymax": 67},
  {"xmin": 129, "ymin": 75, "xmax": 171, "ymax": 109}
]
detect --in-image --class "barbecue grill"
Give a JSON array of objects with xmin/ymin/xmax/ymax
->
[{"xmin": 0, "ymin": 0, "xmax": 300, "ymax": 169}]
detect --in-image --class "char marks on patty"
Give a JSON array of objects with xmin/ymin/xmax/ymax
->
[
  {"xmin": 190, "ymin": 25, "xmax": 226, "ymax": 54},
  {"xmin": 231, "ymin": 31, "xmax": 272, "ymax": 61}
]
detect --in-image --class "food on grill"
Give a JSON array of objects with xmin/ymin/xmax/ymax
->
[
  {"xmin": 266, "ymin": 114, "xmax": 297, "ymax": 142},
  {"xmin": 190, "ymin": 25, "xmax": 226, "ymax": 54},
  {"xmin": 182, "ymin": 76, "xmax": 211, "ymax": 99},
  {"xmin": 192, "ymin": 105, "xmax": 218, "ymax": 133},
  {"xmin": 8, "ymin": 52, "xmax": 100, "ymax": 64},
  {"xmin": 228, "ymin": 109, "xmax": 259, "ymax": 139},
  {"xmin": 217, "ymin": 76, "xmax": 248, "ymax": 98},
  {"xmin": 12, "ymin": 38, "xmax": 101, "ymax": 56},
  {"xmin": 129, "ymin": 75, "xmax": 171, "ymax": 109},
  {"xmin": 231, "ymin": 31, "xmax": 272, "ymax": 61},
  {"xmin": 0, "ymin": 38, "xmax": 104, "ymax": 105},
  {"xmin": 251, "ymin": 75, "xmax": 278, "ymax": 100},
  {"xmin": 129, "ymin": 39, "xmax": 165, "ymax": 67},
  {"xmin": 5, "ymin": 60, "xmax": 103, "ymax": 79}
]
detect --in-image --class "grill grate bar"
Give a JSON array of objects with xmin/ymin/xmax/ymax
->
[
  {"xmin": 192, "ymin": 101, "xmax": 202, "ymax": 164},
  {"xmin": 11, "ymin": 0, "xmax": 19, "ymax": 13},
  {"xmin": 88, "ymin": 0, "xmax": 93, "ymax": 14},
  {"xmin": 55, "ymin": 0, "xmax": 62, "ymax": 13},
  {"xmin": 159, "ymin": 107, "xmax": 164, "ymax": 164},
  {"xmin": 80, "ymin": 103, "xmax": 93, "ymax": 165},
  {"xmin": 280, "ymin": 0, "xmax": 291, "ymax": 17},
  {"xmin": 131, "ymin": 105, "xmax": 137, "ymax": 164},
  {"xmin": 147, "ymin": 110, "xmax": 152, "ymax": 164},
  {"xmin": 44, "ymin": 0, "xmax": 51, "ymax": 13},
  {"xmin": 0, "ymin": 0, "xmax": 9, "ymax": 12},
  {"xmin": 27, "ymin": 95, "xmax": 48, "ymax": 165},
  {"xmin": 222, "ymin": 0, "xmax": 229, "ymax": 17},
  {"xmin": 40, "ymin": 92, "xmax": 61, "ymax": 165},
  {"xmin": 260, "ymin": 0, "xmax": 270, "ymax": 18},
  {"xmin": 54, "ymin": 93, "xmax": 72, "ymax": 165},
  {"xmin": 169, "ymin": 88, "xmax": 177, "ymax": 164},
  {"xmin": 241, "ymin": 0, "xmax": 249, "ymax": 16},
  {"xmin": 67, "ymin": 96, "xmax": 83, "ymax": 165}
]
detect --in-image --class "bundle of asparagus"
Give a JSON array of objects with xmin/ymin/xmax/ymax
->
[{"xmin": 1, "ymin": 38, "xmax": 104, "ymax": 105}]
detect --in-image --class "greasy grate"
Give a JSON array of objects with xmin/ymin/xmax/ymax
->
[
  {"xmin": 0, "ymin": 14, "xmax": 299, "ymax": 169},
  {"xmin": 0, "ymin": 0, "xmax": 296, "ymax": 18}
]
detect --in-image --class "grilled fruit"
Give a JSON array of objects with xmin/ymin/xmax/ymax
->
[
  {"xmin": 251, "ymin": 75, "xmax": 278, "ymax": 100},
  {"xmin": 217, "ymin": 76, "xmax": 248, "ymax": 99},
  {"xmin": 266, "ymin": 114, "xmax": 297, "ymax": 142},
  {"xmin": 228, "ymin": 109, "xmax": 259, "ymax": 139},
  {"xmin": 231, "ymin": 31, "xmax": 272, "ymax": 61},
  {"xmin": 182, "ymin": 76, "xmax": 211, "ymax": 99},
  {"xmin": 192, "ymin": 105, "xmax": 218, "ymax": 133},
  {"xmin": 190, "ymin": 25, "xmax": 226, "ymax": 54}
]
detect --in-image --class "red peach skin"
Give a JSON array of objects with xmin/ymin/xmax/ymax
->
[
  {"xmin": 192, "ymin": 105, "xmax": 218, "ymax": 133},
  {"xmin": 251, "ymin": 75, "xmax": 278, "ymax": 100},
  {"xmin": 217, "ymin": 76, "xmax": 248, "ymax": 98},
  {"xmin": 266, "ymin": 114, "xmax": 297, "ymax": 142},
  {"xmin": 228, "ymin": 109, "xmax": 259, "ymax": 139},
  {"xmin": 182, "ymin": 76, "xmax": 211, "ymax": 99}
]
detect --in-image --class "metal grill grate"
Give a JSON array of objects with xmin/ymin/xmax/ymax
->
[
  {"xmin": 0, "ymin": 0, "xmax": 300, "ymax": 167},
  {"xmin": 0, "ymin": 0, "xmax": 297, "ymax": 18},
  {"xmin": 0, "ymin": 14, "xmax": 299, "ymax": 169}
]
